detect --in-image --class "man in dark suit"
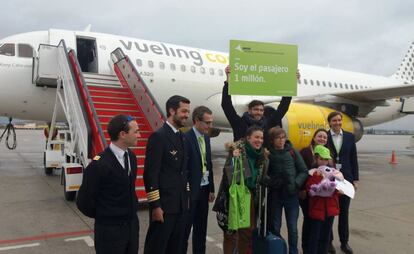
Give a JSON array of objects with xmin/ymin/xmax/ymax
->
[
  {"xmin": 181, "ymin": 106, "xmax": 215, "ymax": 254},
  {"xmin": 77, "ymin": 114, "xmax": 140, "ymax": 254},
  {"xmin": 326, "ymin": 111, "xmax": 359, "ymax": 254},
  {"xmin": 143, "ymin": 95, "xmax": 191, "ymax": 254}
]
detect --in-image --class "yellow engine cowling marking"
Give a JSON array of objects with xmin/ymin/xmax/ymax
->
[{"xmin": 286, "ymin": 103, "xmax": 354, "ymax": 150}]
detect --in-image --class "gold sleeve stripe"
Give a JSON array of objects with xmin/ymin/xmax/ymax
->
[
  {"xmin": 147, "ymin": 193, "xmax": 159, "ymax": 199},
  {"xmin": 147, "ymin": 195, "xmax": 160, "ymax": 202},
  {"xmin": 147, "ymin": 190, "xmax": 159, "ymax": 196}
]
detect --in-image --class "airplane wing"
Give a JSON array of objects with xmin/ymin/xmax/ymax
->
[{"xmin": 295, "ymin": 84, "xmax": 414, "ymax": 117}]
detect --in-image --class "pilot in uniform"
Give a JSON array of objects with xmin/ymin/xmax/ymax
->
[
  {"xmin": 77, "ymin": 114, "xmax": 140, "ymax": 254},
  {"xmin": 143, "ymin": 95, "xmax": 191, "ymax": 254}
]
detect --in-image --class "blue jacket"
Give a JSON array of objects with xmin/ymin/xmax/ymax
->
[
  {"xmin": 327, "ymin": 130, "xmax": 359, "ymax": 183},
  {"xmin": 184, "ymin": 128, "xmax": 215, "ymax": 201}
]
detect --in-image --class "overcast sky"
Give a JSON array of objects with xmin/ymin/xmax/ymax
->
[{"xmin": 1, "ymin": 0, "xmax": 413, "ymax": 129}]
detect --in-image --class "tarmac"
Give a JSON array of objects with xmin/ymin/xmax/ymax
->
[{"xmin": 0, "ymin": 130, "xmax": 413, "ymax": 253}]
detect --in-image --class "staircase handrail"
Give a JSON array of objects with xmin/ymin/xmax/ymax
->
[
  {"xmin": 66, "ymin": 48, "xmax": 107, "ymax": 155},
  {"xmin": 110, "ymin": 48, "xmax": 165, "ymax": 131},
  {"xmin": 53, "ymin": 40, "xmax": 91, "ymax": 167}
]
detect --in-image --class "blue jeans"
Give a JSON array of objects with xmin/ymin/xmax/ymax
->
[{"xmin": 268, "ymin": 190, "xmax": 299, "ymax": 254}]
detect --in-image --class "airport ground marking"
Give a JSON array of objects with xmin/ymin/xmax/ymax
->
[
  {"xmin": 65, "ymin": 236, "xmax": 94, "ymax": 247},
  {"xmin": 0, "ymin": 243, "xmax": 40, "ymax": 251},
  {"xmin": 0, "ymin": 229, "xmax": 92, "ymax": 245}
]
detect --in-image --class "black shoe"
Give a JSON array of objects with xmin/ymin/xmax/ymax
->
[
  {"xmin": 340, "ymin": 243, "xmax": 353, "ymax": 254},
  {"xmin": 328, "ymin": 243, "xmax": 336, "ymax": 254}
]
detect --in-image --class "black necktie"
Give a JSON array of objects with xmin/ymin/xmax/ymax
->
[{"xmin": 124, "ymin": 151, "xmax": 130, "ymax": 175}]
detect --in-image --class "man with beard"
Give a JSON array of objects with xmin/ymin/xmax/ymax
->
[
  {"xmin": 143, "ymin": 95, "xmax": 191, "ymax": 254},
  {"xmin": 221, "ymin": 65, "xmax": 300, "ymax": 147}
]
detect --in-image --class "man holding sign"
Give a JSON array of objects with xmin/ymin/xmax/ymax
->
[{"xmin": 221, "ymin": 40, "xmax": 300, "ymax": 147}]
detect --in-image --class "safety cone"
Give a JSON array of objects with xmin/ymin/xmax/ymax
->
[{"xmin": 389, "ymin": 150, "xmax": 397, "ymax": 165}]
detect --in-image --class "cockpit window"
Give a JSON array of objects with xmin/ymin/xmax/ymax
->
[
  {"xmin": 18, "ymin": 44, "xmax": 34, "ymax": 58},
  {"xmin": 0, "ymin": 43, "xmax": 15, "ymax": 56}
]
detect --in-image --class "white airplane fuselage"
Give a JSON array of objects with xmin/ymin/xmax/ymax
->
[{"xmin": 0, "ymin": 29, "xmax": 409, "ymax": 130}]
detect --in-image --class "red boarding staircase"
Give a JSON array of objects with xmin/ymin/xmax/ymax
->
[{"xmin": 67, "ymin": 49, "xmax": 164, "ymax": 202}]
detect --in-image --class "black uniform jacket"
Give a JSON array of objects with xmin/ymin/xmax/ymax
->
[
  {"xmin": 184, "ymin": 128, "xmax": 215, "ymax": 201},
  {"xmin": 76, "ymin": 147, "xmax": 138, "ymax": 222},
  {"xmin": 143, "ymin": 123, "xmax": 190, "ymax": 214},
  {"xmin": 327, "ymin": 130, "xmax": 359, "ymax": 183}
]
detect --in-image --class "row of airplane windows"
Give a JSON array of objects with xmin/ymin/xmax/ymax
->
[
  {"xmin": 298, "ymin": 78, "xmax": 372, "ymax": 90},
  {"xmin": 136, "ymin": 59, "xmax": 373, "ymax": 90},
  {"xmin": 136, "ymin": 58, "xmax": 225, "ymax": 76}
]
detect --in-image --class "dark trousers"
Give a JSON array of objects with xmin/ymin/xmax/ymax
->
[
  {"xmin": 181, "ymin": 186, "xmax": 210, "ymax": 254},
  {"xmin": 94, "ymin": 218, "xmax": 139, "ymax": 254},
  {"xmin": 268, "ymin": 190, "xmax": 299, "ymax": 254},
  {"xmin": 144, "ymin": 211, "xmax": 187, "ymax": 254},
  {"xmin": 308, "ymin": 216, "xmax": 334, "ymax": 254},
  {"xmin": 299, "ymin": 197, "xmax": 310, "ymax": 254},
  {"xmin": 330, "ymin": 195, "xmax": 351, "ymax": 244}
]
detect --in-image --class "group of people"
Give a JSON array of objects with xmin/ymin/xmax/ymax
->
[{"xmin": 76, "ymin": 65, "xmax": 359, "ymax": 254}]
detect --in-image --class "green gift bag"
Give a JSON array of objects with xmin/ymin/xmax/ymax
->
[{"xmin": 228, "ymin": 156, "xmax": 251, "ymax": 230}]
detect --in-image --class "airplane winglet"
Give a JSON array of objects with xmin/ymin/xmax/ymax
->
[{"xmin": 83, "ymin": 24, "xmax": 92, "ymax": 32}]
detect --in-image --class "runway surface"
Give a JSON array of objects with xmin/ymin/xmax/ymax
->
[{"xmin": 0, "ymin": 130, "xmax": 413, "ymax": 253}]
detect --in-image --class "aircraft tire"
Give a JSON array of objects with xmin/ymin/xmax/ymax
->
[{"xmin": 63, "ymin": 174, "xmax": 76, "ymax": 201}]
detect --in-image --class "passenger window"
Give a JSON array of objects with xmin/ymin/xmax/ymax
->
[
  {"xmin": 350, "ymin": 84, "xmax": 354, "ymax": 90},
  {"xmin": 310, "ymin": 80, "xmax": 314, "ymax": 86},
  {"xmin": 170, "ymin": 63, "xmax": 176, "ymax": 71},
  {"xmin": 148, "ymin": 60, "xmax": 154, "ymax": 68},
  {"xmin": 0, "ymin": 43, "xmax": 15, "ymax": 56},
  {"xmin": 181, "ymin": 65, "xmax": 186, "ymax": 72},
  {"xmin": 316, "ymin": 80, "xmax": 320, "ymax": 86},
  {"xmin": 328, "ymin": 82, "xmax": 332, "ymax": 87},
  {"xmin": 334, "ymin": 83, "xmax": 338, "ymax": 88},
  {"xmin": 345, "ymin": 84, "xmax": 349, "ymax": 89},
  {"xmin": 200, "ymin": 67, "xmax": 206, "ymax": 74},
  {"xmin": 218, "ymin": 69, "xmax": 224, "ymax": 76},
  {"xmin": 339, "ymin": 83, "xmax": 343, "ymax": 88},
  {"xmin": 159, "ymin": 62, "xmax": 165, "ymax": 70},
  {"xmin": 322, "ymin": 81, "xmax": 326, "ymax": 87},
  {"xmin": 304, "ymin": 79, "xmax": 307, "ymax": 85},
  {"xmin": 191, "ymin": 66, "xmax": 196, "ymax": 73},
  {"xmin": 136, "ymin": 59, "xmax": 142, "ymax": 67},
  {"xmin": 18, "ymin": 44, "xmax": 34, "ymax": 58},
  {"xmin": 209, "ymin": 68, "xmax": 215, "ymax": 75},
  {"xmin": 298, "ymin": 79, "xmax": 301, "ymax": 84}
]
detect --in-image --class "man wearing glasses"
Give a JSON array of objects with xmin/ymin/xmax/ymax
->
[
  {"xmin": 77, "ymin": 114, "xmax": 141, "ymax": 254},
  {"xmin": 180, "ymin": 106, "xmax": 215, "ymax": 254}
]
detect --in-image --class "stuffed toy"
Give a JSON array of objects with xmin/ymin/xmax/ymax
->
[{"xmin": 309, "ymin": 166, "xmax": 343, "ymax": 197}]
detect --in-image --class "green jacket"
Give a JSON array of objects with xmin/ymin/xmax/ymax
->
[{"xmin": 268, "ymin": 140, "xmax": 308, "ymax": 196}]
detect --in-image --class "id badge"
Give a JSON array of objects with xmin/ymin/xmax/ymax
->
[
  {"xmin": 336, "ymin": 163, "xmax": 342, "ymax": 170},
  {"xmin": 201, "ymin": 171, "xmax": 209, "ymax": 185}
]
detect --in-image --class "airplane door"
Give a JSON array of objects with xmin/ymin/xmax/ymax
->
[{"xmin": 76, "ymin": 37, "xmax": 98, "ymax": 73}]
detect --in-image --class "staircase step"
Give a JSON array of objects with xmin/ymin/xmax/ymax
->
[
  {"xmin": 89, "ymin": 90, "xmax": 130, "ymax": 97},
  {"xmin": 83, "ymin": 72, "xmax": 118, "ymax": 80},
  {"xmin": 91, "ymin": 96, "xmax": 135, "ymax": 104},
  {"xmin": 98, "ymin": 115, "xmax": 144, "ymax": 122},
  {"xmin": 96, "ymin": 109, "xmax": 145, "ymax": 117},
  {"xmin": 86, "ymin": 83, "xmax": 123, "ymax": 89},
  {"xmin": 93, "ymin": 103, "xmax": 138, "ymax": 111},
  {"xmin": 87, "ymin": 86, "xmax": 128, "ymax": 93}
]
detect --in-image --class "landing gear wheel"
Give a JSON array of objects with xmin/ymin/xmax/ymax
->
[
  {"xmin": 63, "ymin": 173, "xmax": 76, "ymax": 201},
  {"xmin": 43, "ymin": 152, "xmax": 53, "ymax": 176}
]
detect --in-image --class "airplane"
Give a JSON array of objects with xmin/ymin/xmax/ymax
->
[{"xmin": 1, "ymin": 28, "xmax": 414, "ymax": 149}]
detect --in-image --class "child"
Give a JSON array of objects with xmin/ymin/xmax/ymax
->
[{"xmin": 306, "ymin": 145, "xmax": 342, "ymax": 254}]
